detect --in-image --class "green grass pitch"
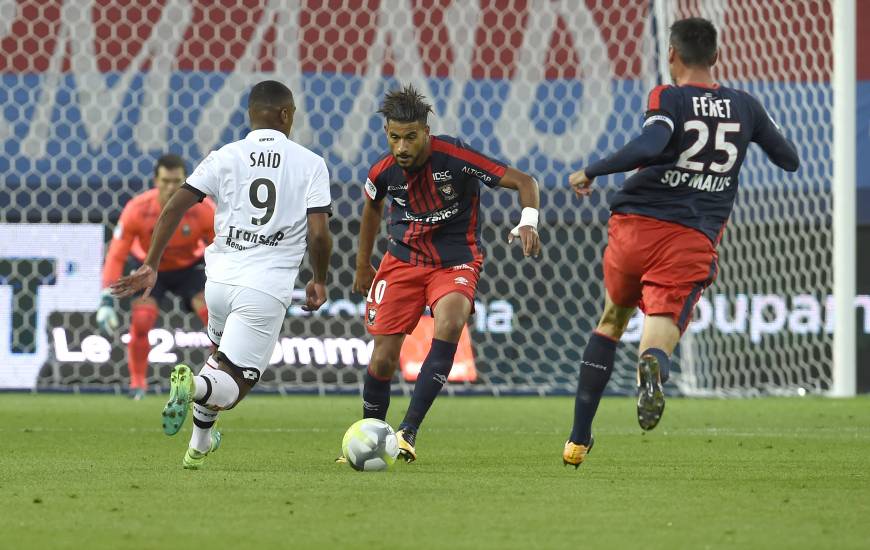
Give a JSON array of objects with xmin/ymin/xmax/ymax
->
[{"xmin": 1, "ymin": 394, "xmax": 868, "ymax": 549}]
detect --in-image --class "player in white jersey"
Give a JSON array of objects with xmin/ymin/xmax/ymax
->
[{"xmin": 112, "ymin": 81, "xmax": 333, "ymax": 469}]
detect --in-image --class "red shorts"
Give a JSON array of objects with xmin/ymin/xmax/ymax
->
[
  {"xmin": 365, "ymin": 253, "xmax": 481, "ymax": 335},
  {"xmin": 604, "ymin": 213, "xmax": 719, "ymax": 333}
]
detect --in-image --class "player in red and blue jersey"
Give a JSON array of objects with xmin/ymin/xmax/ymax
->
[
  {"xmin": 348, "ymin": 85, "xmax": 541, "ymax": 462},
  {"xmin": 563, "ymin": 18, "xmax": 799, "ymax": 467}
]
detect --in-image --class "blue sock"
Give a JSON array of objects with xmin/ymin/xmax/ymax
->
[
  {"xmin": 569, "ymin": 332, "xmax": 617, "ymax": 445},
  {"xmin": 641, "ymin": 347, "xmax": 670, "ymax": 384},
  {"xmin": 362, "ymin": 369, "xmax": 391, "ymax": 420},
  {"xmin": 400, "ymin": 339, "xmax": 458, "ymax": 431}
]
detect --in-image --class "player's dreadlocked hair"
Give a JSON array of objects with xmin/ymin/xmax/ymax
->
[
  {"xmin": 378, "ymin": 84, "xmax": 433, "ymax": 125},
  {"xmin": 670, "ymin": 17, "xmax": 718, "ymax": 67},
  {"xmin": 154, "ymin": 153, "xmax": 186, "ymax": 178}
]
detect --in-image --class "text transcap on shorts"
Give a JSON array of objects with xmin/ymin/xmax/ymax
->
[
  {"xmin": 204, "ymin": 280, "xmax": 287, "ymax": 382},
  {"xmin": 365, "ymin": 252, "xmax": 482, "ymax": 335},
  {"xmin": 604, "ymin": 213, "xmax": 719, "ymax": 333}
]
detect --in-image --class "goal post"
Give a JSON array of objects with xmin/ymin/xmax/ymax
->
[{"xmin": 832, "ymin": 0, "xmax": 857, "ymax": 397}]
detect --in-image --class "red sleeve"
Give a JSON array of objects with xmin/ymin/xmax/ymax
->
[
  {"xmin": 364, "ymin": 154, "xmax": 394, "ymax": 201},
  {"xmin": 647, "ymin": 84, "xmax": 669, "ymax": 111},
  {"xmin": 101, "ymin": 201, "xmax": 137, "ymax": 288}
]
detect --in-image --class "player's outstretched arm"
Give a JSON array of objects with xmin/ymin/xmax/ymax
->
[
  {"xmin": 304, "ymin": 212, "xmax": 332, "ymax": 312},
  {"xmin": 751, "ymin": 101, "xmax": 800, "ymax": 172},
  {"xmin": 110, "ymin": 187, "xmax": 201, "ymax": 298},
  {"xmin": 498, "ymin": 167, "xmax": 541, "ymax": 258},
  {"xmin": 352, "ymin": 198, "xmax": 384, "ymax": 294},
  {"xmin": 569, "ymin": 122, "xmax": 673, "ymax": 199}
]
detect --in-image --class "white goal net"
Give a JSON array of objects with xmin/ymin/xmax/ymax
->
[{"xmin": 0, "ymin": 0, "xmax": 834, "ymax": 396}]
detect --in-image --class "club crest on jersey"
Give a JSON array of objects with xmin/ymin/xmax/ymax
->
[
  {"xmin": 438, "ymin": 183, "xmax": 457, "ymax": 201},
  {"xmin": 367, "ymin": 308, "xmax": 377, "ymax": 326}
]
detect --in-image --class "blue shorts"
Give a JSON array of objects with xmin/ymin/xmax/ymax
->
[{"xmin": 126, "ymin": 258, "xmax": 206, "ymax": 311}]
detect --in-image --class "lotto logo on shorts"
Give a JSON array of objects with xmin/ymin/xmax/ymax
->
[{"xmin": 454, "ymin": 276, "xmax": 469, "ymax": 286}]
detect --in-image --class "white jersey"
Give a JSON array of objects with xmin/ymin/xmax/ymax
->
[{"xmin": 185, "ymin": 129, "xmax": 332, "ymax": 307}]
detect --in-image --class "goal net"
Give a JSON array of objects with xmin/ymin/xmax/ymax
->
[{"xmin": 0, "ymin": 0, "xmax": 834, "ymax": 396}]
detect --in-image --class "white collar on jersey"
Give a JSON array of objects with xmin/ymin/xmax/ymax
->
[{"xmin": 245, "ymin": 129, "xmax": 289, "ymax": 143}]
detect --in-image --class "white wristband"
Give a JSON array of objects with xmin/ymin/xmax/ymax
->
[{"xmin": 518, "ymin": 207, "xmax": 539, "ymax": 229}]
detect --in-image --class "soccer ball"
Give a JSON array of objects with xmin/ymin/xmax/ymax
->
[{"xmin": 341, "ymin": 418, "xmax": 399, "ymax": 471}]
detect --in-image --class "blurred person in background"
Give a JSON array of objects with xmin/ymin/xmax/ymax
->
[{"xmin": 98, "ymin": 154, "xmax": 215, "ymax": 400}]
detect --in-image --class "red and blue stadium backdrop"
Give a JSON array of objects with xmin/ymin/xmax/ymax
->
[{"xmin": 0, "ymin": 0, "xmax": 867, "ymax": 393}]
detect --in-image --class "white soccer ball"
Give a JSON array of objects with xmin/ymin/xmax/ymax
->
[{"xmin": 341, "ymin": 418, "xmax": 399, "ymax": 471}]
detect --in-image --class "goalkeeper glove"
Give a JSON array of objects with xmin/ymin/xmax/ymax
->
[{"xmin": 96, "ymin": 289, "xmax": 119, "ymax": 334}]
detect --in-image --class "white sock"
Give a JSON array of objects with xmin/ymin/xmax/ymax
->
[
  {"xmin": 193, "ymin": 356, "xmax": 220, "ymax": 401},
  {"xmin": 190, "ymin": 403, "xmax": 218, "ymax": 453},
  {"xmin": 195, "ymin": 367, "xmax": 239, "ymax": 409}
]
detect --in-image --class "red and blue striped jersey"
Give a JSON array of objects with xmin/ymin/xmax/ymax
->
[{"xmin": 364, "ymin": 135, "xmax": 507, "ymax": 268}]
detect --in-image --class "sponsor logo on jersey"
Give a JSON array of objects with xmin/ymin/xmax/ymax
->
[
  {"xmin": 660, "ymin": 169, "xmax": 732, "ymax": 192},
  {"xmin": 364, "ymin": 178, "xmax": 377, "ymax": 200},
  {"xmin": 451, "ymin": 264, "xmax": 476, "ymax": 273},
  {"xmin": 438, "ymin": 183, "xmax": 457, "ymax": 201},
  {"xmin": 461, "ymin": 165, "xmax": 493, "ymax": 183},
  {"xmin": 402, "ymin": 205, "xmax": 460, "ymax": 224},
  {"xmin": 387, "ymin": 183, "xmax": 408, "ymax": 192},
  {"xmin": 433, "ymin": 170, "xmax": 452, "ymax": 182},
  {"xmin": 224, "ymin": 225, "xmax": 285, "ymax": 251}
]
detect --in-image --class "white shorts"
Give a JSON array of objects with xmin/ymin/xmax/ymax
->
[{"xmin": 204, "ymin": 281, "xmax": 285, "ymax": 377}]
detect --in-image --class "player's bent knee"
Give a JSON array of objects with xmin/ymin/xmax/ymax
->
[
  {"xmin": 598, "ymin": 307, "xmax": 633, "ymax": 339},
  {"xmin": 197, "ymin": 365, "xmax": 240, "ymax": 409},
  {"xmin": 434, "ymin": 317, "xmax": 465, "ymax": 342},
  {"xmin": 202, "ymin": 351, "xmax": 265, "ymax": 409},
  {"xmin": 369, "ymin": 356, "xmax": 399, "ymax": 380},
  {"xmin": 130, "ymin": 302, "xmax": 158, "ymax": 336}
]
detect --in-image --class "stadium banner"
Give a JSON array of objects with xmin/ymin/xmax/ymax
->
[
  {"xmin": 0, "ymin": 224, "xmax": 103, "ymax": 389},
  {"xmin": 2, "ymin": 223, "xmax": 870, "ymax": 392}
]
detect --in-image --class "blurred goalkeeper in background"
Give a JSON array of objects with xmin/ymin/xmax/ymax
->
[
  {"xmin": 563, "ymin": 17, "xmax": 799, "ymax": 468},
  {"xmin": 98, "ymin": 154, "xmax": 215, "ymax": 399}
]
